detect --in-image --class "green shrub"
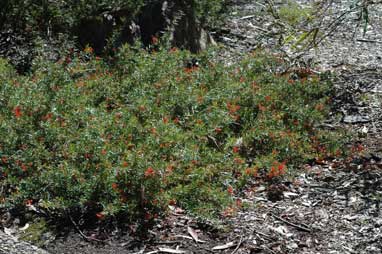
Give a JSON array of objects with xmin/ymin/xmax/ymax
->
[
  {"xmin": 0, "ymin": 0, "xmax": 226, "ymax": 35},
  {"xmin": 0, "ymin": 45, "xmax": 344, "ymax": 226}
]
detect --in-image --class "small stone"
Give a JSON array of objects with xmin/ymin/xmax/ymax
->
[{"xmin": 343, "ymin": 115, "xmax": 370, "ymax": 124}]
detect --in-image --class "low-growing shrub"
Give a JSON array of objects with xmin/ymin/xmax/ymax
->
[{"xmin": 0, "ymin": 44, "xmax": 344, "ymax": 227}]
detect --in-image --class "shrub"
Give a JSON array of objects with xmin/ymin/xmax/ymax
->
[{"xmin": 0, "ymin": 45, "xmax": 344, "ymax": 226}]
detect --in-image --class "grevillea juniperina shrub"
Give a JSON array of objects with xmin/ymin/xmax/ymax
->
[{"xmin": 0, "ymin": 44, "xmax": 344, "ymax": 226}]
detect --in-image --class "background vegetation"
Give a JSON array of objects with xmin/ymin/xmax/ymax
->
[{"xmin": 0, "ymin": 41, "xmax": 344, "ymax": 229}]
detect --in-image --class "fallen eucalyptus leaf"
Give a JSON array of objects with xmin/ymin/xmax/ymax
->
[
  {"xmin": 212, "ymin": 241, "xmax": 235, "ymax": 250},
  {"xmin": 19, "ymin": 223, "xmax": 30, "ymax": 231},
  {"xmin": 187, "ymin": 226, "xmax": 206, "ymax": 243},
  {"xmin": 158, "ymin": 247, "xmax": 186, "ymax": 254}
]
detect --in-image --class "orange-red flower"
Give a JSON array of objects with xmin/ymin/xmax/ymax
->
[
  {"xmin": 258, "ymin": 104, "xmax": 266, "ymax": 111},
  {"xmin": 96, "ymin": 212, "xmax": 105, "ymax": 220},
  {"xmin": 233, "ymin": 157, "xmax": 243, "ymax": 164},
  {"xmin": 84, "ymin": 46, "xmax": 93, "ymax": 54},
  {"xmin": 42, "ymin": 112, "xmax": 53, "ymax": 121},
  {"xmin": 227, "ymin": 186, "xmax": 234, "ymax": 195},
  {"xmin": 268, "ymin": 162, "xmax": 287, "ymax": 178},
  {"xmin": 144, "ymin": 167, "xmax": 155, "ymax": 177},
  {"xmin": 215, "ymin": 127, "xmax": 222, "ymax": 133},
  {"xmin": 151, "ymin": 36, "xmax": 159, "ymax": 44},
  {"xmin": 13, "ymin": 106, "xmax": 22, "ymax": 118},
  {"xmin": 233, "ymin": 146, "xmax": 240, "ymax": 153},
  {"xmin": 21, "ymin": 163, "xmax": 27, "ymax": 172},
  {"xmin": 145, "ymin": 212, "xmax": 152, "ymax": 220},
  {"xmin": 25, "ymin": 199, "xmax": 33, "ymax": 206},
  {"xmin": 111, "ymin": 183, "xmax": 118, "ymax": 191}
]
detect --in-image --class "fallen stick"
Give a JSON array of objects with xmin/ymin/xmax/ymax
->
[
  {"xmin": 271, "ymin": 213, "xmax": 312, "ymax": 233},
  {"xmin": 231, "ymin": 235, "xmax": 245, "ymax": 254},
  {"xmin": 68, "ymin": 214, "xmax": 107, "ymax": 243},
  {"xmin": 356, "ymin": 38, "xmax": 382, "ymax": 44}
]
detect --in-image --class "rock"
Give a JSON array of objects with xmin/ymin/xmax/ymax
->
[
  {"xmin": 0, "ymin": 231, "xmax": 49, "ymax": 254},
  {"xmin": 342, "ymin": 115, "xmax": 370, "ymax": 124}
]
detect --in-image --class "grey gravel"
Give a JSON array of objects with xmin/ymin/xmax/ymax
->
[{"xmin": 0, "ymin": 231, "xmax": 49, "ymax": 254}]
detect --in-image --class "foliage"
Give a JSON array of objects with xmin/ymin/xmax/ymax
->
[
  {"xmin": 0, "ymin": 0, "xmax": 226, "ymax": 35},
  {"xmin": 265, "ymin": 0, "xmax": 381, "ymax": 51},
  {"xmin": 0, "ymin": 0, "xmax": 228, "ymax": 73},
  {"xmin": 278, "ymin": 0, "xmax": 312, "ymax": 26},
  {"xmin": 0, "ymin": 0, "xmax": 143, "ymax": 33},
  {"xmin": 0, "ymin": 44, "xmax": 345, "ymax": 227}
]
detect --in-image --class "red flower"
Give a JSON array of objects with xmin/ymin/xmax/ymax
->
[
  {"xmin": 42, "ymin": 112, "xmax": 53, "ymax": 121},
  {"xmin": 151, "ymin": 36, "xmax": 159, "ymax": 44},
  {"xmin": 145, "ymin": 212, "xmax": 152, "ymax": 220},
  {"xmin": 25, "ymin": 199, "xmax": 33, "ymax": 206},
  {"xmin": 96, "ymin": 212, "xmax": 105, "ymax": 220},
  {"xmin": 233, "ymin": 157, "xmax": 243, "ymax": 164},
  {"xmin": 278, "ymin": 162, "xmax": 286, "ymax": 173},
  {"xmin": 13, "ymin": 106, "xmax": 22, "ymax": 118},
  {"xmin": 144, "ymin": 167, "xmax": 155, "ymax": 177},
  {"xmin": 215, "ymin": 127, "xmax": 222, "ymax": 133},
  {"xmin": 258, "ymin": 104, "xmax": 266, "ymax": 111},
  {"xmin": 268, "ymin": 166, "xmax": 277, "ymax": 178},
  {"xmin": 233, "ymin": 146, "xmax": 240, "ymax": 153},
  {"xmin": 21, "ymin": 163, "xmax": 27, "ymax": 172},
  {"xmin": 111, "ymin": 183, "xmax": 118, "ymax": 191},
  {"xmin": 227, "ymin": 186, "xmax": 234, "ymax": 195}
]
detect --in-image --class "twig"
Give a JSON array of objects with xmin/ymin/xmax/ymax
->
[
  {"xmin": 271, "ymin": 213, "xmax": 312, "ymax": 233},
  {"xmin": 253, "ymin": 229, "xmax": 273, "ymax": 240},
  {"xmin": 231, "ymin": 235, "xmax": 245, "ymax": 254},
  {"xmin": 132, "ymin": 245, "xmax": 146, "ymax": 254},
  {"xmin": 356, "ymin": 38, "xmax": 382, "ymax": 44},
  {"xmin": 153, "ymin": 240, "xmax": 183, "ymax": 245},
  {"xmin": 263, "ymin": 245, "xmax": 277, "ymax": 254},
  {"xmin": 240, "ymin": 15, "xmax": 255, "ymax": 20},
  {"xmin": 68, "ymin": 213, "xmax": 106, "ymax": 243}
]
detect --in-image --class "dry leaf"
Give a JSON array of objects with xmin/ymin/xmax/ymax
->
[
  {"xmin": 158, "ymin": 247, "xmax": 186, "ymax": 254},
  {"xmin": 175, "ymin": 234, "xmax": 193, "ymax": 240},
  {"xmin": 187, "ymin": 226, "xmax": 206, "ymax": 243},
  {"xmin": 211, "ymin": 241, "xmax": 235, "ymax": 250},
  {"xmin": 19, "ymin": 223, "xmax": 30, "ymax": 231}
]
